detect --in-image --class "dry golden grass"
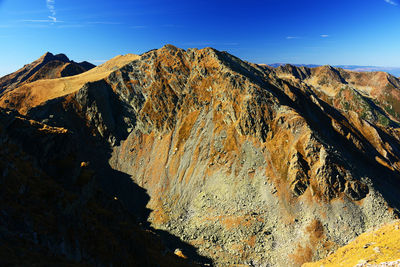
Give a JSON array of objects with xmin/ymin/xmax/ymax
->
[
  {"xmin": 302, "ymin": 220, "xmax": 400, "ymax": 267},
  {"xmin": 0, "ymin": 54, "xmax": 140, "ymax": 114}
]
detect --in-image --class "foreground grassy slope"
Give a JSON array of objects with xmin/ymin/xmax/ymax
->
[{"xmin": 302, "ymin": 220, "xmax": 400, "ymax": 266}]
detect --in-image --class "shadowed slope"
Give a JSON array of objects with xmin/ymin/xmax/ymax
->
[{"xmin": 0, "ymin": 107, "xmax": 210, "ymax": 266}]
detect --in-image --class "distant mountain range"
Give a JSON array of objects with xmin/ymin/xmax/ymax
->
[
  {"xmin": 268, "ymin": 63, "xmax": 400, "ymax": 77},
  {"xmin": 0, "ymin": 52, "xmax": 95, "ymax": 92}
]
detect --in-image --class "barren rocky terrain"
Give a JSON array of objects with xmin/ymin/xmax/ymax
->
[{"xmin": 1, "ymin": 45, "xmax": 400, "ymax": 266}]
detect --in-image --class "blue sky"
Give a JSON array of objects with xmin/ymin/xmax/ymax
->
[{"xmin": 0, "ymin": 0, "xmax": 399, "ymax": 76}]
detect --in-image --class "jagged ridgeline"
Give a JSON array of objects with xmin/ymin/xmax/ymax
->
[
  {"xmin": 1, "ymin": 45, "xmax": 400, "ymax": 266},
  {"xmin": 0, "ymin": 52, "xmax": 95, "ymax": 92}
]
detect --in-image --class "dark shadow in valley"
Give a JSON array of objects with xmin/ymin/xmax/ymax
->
[{"xmin": 27, "ymin": 81, "xmax": 213, "ymax": 266}]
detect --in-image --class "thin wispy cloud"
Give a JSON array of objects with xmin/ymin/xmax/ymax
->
[
  {"xmin": 384, "ymin": 0, "xmax": 398, "ymax": 5},
  {"xmin": 17, "ymin": 1, "xmax": 61, "ymax": 26},
  {"xmin": 46, "ymin": 0, "xmax": 57, "ymax": 23},
  {"xmin": 286, "ymin": 36, "xmax": 300, "ymax": 40},
  {"xmin": 49, "ymin": 16, "xmax": 57, "ymax": 22},
  {"xmin": 320, "ymin": 34, "xmax": 329, "ymax": 38},
  {"xmin": 22, "ymin": 19, "xmax": 57, "ymax": 23},
  {"xmin": 59, "ymin": 21, "xmax": 123, "ymax": 28}
]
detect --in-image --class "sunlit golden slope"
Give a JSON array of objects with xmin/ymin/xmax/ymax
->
[
  {"xmin": 302, "ymin": 220, "xmax": 400, "ymax": 267},
  {"xmin": 0, "ymin": 54, "xmax": 140, "ymax": 114},
  {"xmin": 0, "ymin": 52, "xmax": 94, "ymax": 91}
]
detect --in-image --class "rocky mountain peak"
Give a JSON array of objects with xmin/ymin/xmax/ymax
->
[
  {"xmin": 40, "ymin": 51, "xmax": 55, "ymax": 61},
  {"xmin": 161, "ymin": 43, "xmax": 181, "ymax": 51},
  {"xmin": 39, "ymin": 52, "xmax": 70, "ymax": 63},
  {"xmin": 0, "ymin": 53, "xmax": 95, "ymax": 92},
  {"xmin": 54, "ymin": 53, "xmax": 70, "ymax": 62}
]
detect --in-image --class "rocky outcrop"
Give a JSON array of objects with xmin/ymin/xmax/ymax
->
[
  {"xmin": 1, "ymin": 45, "xmax": 400, "ymax": 266},
  {"xmin": 288, "ymin": 152, "xmax": 310, "ymax": 196}
]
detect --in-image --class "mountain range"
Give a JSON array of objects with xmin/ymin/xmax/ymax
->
[
  {"xmin": 0, "ymin": 52, "xmax": 94, "ymax": 93},
  {"xmin": 1, "ymin": 45, "xmax": 400, "ymax": 266},
  {"xmin": 268, "ymin": 63, "xmax": 400, "ymax": 77}
]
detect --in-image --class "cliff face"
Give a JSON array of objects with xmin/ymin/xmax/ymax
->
[{"xmin": 1, "ymin": 45, "xmax": 400, "ymax": 266}]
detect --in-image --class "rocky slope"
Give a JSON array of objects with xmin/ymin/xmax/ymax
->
[
  {"xmin": 1, "ymin": 45, "xmax": 400, "ymax": 266},
  {"xmin": 269, "ymin": 63, "xmax": 400, "ymax": 77},
  {"xmin": 0, "ymin": 52, "xmax": 95, "ymax": 92}
]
